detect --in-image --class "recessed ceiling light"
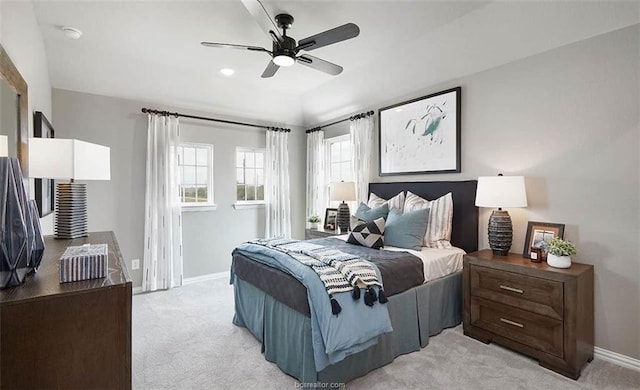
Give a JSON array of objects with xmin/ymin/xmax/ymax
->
[
  {"xmin": 61, "ymin": 27, "xmax": 82, "ymax": 40},
  {"xmin": 220, "ymin": 68, "xmax": 235, "ymax": 76}
]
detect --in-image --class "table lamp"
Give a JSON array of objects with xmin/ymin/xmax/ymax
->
[
  {"xmin": 0, "ymin": 135, "xmax": 8, "ymax": 157},
  {"xmin": 330, "ymin": 181, "xmax": 355, "ymax": 233},
  {"xmin": 475, "ymin": 174, "xmax": 527, "ymax": 256},
  {"xmin": 29, "ymin": 138, "xmax": 110, "ymax": 239}
]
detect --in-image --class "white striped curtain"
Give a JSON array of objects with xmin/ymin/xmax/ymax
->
[
  {"xmin": 350, "ymin": 116, "xmax": 374, "ymax": 205},
  {"xmin": 142, "ymin": 114, "xmax": 183, "ymax": 292},
  {"xmin": 306, "ymin": 130, "xmax": 326, "ymax": 221},
  {"xmin": 265, "ymin": 130, "xmax": 291, "ymax": 237}
]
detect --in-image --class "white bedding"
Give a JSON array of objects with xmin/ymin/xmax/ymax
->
[{"xmin": 334, "ymin": 235, "xmax": 465, "ymax": 283}]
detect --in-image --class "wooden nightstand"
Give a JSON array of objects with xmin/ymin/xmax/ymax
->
[
  {"xmin": 463, "ymin": 250, "xmax": 594, "ymax": 379},
  {"xmin": 305, "ymin": 227, "xmax": 342, "ymax": 240}
]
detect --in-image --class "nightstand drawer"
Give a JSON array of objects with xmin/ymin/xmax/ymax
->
[
  {"xmin": 470, "ymin": 265, "xmax": 563, "ymax": 320},
  {"xmin": 470, "ymin": 297, "xmax": 564, "ymax": 358}
]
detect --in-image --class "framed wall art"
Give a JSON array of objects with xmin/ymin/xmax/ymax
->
[
  {"xmin": 522, "ymin": 221, "xmax": 565, "ymax": 259},
  {"xmin": 379, "ymin": 86, "xmax": 461, "ymax": 176},
  {"xmin": 33, "ymin": 111, "xmax": 55, "ymax": 217}
]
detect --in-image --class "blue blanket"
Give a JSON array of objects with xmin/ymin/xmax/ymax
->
[{"xmin": 232, "ymin": 243, "xmax": 393, "ymax": 372}]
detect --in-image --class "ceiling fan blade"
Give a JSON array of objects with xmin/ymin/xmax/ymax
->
[
  {"xmin": 241, "ymin": 0, "xmax": 283, "ymax": 43},
  {"xmin": 297, "ymin": 23, "xmax": 360, "ymax": 52},
  {"xmin": 201, "ymin": 42, "xmax": 271, "ymax": 55},
  {"xmin": 297, "ymin": 55, "xmax": 343, "ymax": 76},
  {"xmin": 261, "ymin": 60, "xmax": 280, "ymax": 78}
]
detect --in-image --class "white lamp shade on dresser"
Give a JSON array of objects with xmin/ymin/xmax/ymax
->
[
  {"xmin": 329, "ymin": 181, "xmax": 356, "ymax": 202},
  {"xmin": 475, "ymin": 176, "xmax": 527, "ymax": 208},
  {"xmin": 28, "ymin": 138, "xmax": 111, "ymax": 181},
  {"xmin": 0, "ymin": 135, "xmax": 7, "ymax": 157}
]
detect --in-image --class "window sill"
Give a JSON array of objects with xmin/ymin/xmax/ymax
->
[
  {"xmin": 233, "ymin": 202, "xmax": 265, "ymax": 210},
  {"xmin": 181, "ymin": 204, "xmax": 218, "ymax": 212}
]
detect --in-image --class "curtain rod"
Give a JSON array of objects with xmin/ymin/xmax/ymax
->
[
  {"xmin": 141, "ymin": 108, "xmax": 291, "ymax": 132},
  {"xmin": 305, "ymin": 110, "xmax": 375, "ymax": 134}
]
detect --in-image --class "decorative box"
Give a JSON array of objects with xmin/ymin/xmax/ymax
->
[{"xmin": 59, "ymin": 243, "xmax": 108, "ymax": 283}]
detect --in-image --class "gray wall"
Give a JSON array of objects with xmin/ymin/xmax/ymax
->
[
  {"xmin": 52, "ymin": 89, "xmax": 306, "ymax": 287},
  {"xmin": 0, "ymin": 1, "xmax": 53, "ymax": 230},
  {"xmin": 316, "ymin": 26, "xmax": 639, "ymax": 359}
]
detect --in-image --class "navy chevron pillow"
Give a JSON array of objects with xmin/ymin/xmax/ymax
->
[{"xmin": 347, "ymin": 217, "xmax": 385, "ymax": 249}]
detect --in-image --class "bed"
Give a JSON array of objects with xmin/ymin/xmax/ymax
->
[{"xmin": 230, "ymin": 181, "xmax": 478, "ymax": 384}]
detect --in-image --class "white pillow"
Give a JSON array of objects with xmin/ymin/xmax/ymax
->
[
  {"xmin": 368, "ymin": 192, "xmax": 405, "ymax": 213},
  {"xmin": 403, "ymin": 191, "xmax": 453, "ymax": 248}
]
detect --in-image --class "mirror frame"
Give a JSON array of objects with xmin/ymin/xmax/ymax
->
[{"xmin": 0, "ymin": 43, "xmax": 29, "ymax": 176}]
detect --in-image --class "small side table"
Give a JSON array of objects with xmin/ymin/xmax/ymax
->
[{"xmin": 305, "ymin": 227, "xmax": 343, "ymax": 240}]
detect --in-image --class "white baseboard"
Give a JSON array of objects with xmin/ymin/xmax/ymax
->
[
  {"xmin": 183, "ymin": 271, "xmax": 229, "ymax": 285},
  {"xmin": 595, "ymin": 346, "xmax": 640, "ymax": 372},
  {"xmin": 132, "ymin": 272, "xmax": 228, "ymax": 295}
]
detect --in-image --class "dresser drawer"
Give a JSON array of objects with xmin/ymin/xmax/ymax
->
[
  {"xmin": 470, "ymin": 297, "xmax": 564, "ymax": 358},
  {"xmin": 470, "ymin": 265, "xmax": 563, "ymax": 320}
]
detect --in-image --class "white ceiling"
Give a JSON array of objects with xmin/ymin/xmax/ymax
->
[{"xmin": 33, "ymin": 1, "xmax": 640, "ymax": 127}]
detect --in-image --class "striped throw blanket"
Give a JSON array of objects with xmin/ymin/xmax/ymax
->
[{"xmin": 249, "ymin": 237, "xmax": 388, "ymax": 315}]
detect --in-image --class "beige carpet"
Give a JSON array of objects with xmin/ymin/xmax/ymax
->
[{"xmin": 132, "ymin": 277, "xmax": 639, "ymax": 389}]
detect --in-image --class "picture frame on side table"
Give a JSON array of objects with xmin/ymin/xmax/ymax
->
[
  {"xmin": 33, "ymin": 111, "xmax": 55, "ymax": 217},
  {"xmin": 523, "ymin": 221, "xmax": 565, "ymax": 260},
  {"xmin": 379, "ymin": 86, "xmax": 461, "ymax": 175},
  {"xmin": 324, "ymin": 208, "xmax": 338, "ymax": 231}
]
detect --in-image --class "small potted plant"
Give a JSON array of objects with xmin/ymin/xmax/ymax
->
[
  {"xmin": 308, "ymin": 215, "xmax": 321, "ymax": 229},
  {"xmin": 542, "ymin": 237, "xmax": 577, "ymax": 269}
]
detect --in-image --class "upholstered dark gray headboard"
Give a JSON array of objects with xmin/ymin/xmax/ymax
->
[{"xmin": 368, "ymin": 181, "xmax": 478, "ymax": 253}]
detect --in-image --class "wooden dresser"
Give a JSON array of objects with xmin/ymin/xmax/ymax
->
[
  {"xmin": 0, "ymin": 231, "xmax": 132, "ymax": 389},
  {"xmin": 463, "ymin": 250, "xmax": 593, "ymax": 379}
]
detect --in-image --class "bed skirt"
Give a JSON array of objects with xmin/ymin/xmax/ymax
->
[{"xmin": 232, "ymin": 270, "xmax": 462, "ymax": 384}]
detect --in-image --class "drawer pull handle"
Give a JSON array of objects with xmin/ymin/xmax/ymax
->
[
  {"xmin": 500, "ymin": 318, "xmax": 524, "ymax": 328},
  {"xmin": 499, "ymin": 285, "xmax": 524, "ymax": 294}
]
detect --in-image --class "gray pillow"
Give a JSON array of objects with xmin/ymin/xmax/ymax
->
[
  {"xmin": 384, "ymin": 208, "xmax": 430, "ymax": 250},
  {"xmin": 354, "ymin": 202, "xmax": 389, "ymax": 223}
]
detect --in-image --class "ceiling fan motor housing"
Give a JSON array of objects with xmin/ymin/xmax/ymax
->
[{"xmin": 273, "ymin": 36, "xmax": 297, "ymax": 60}]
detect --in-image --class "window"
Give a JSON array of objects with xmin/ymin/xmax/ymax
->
[
  {"xmin": 325, "ymin": 135, "xmax": 354, "ymax": 208},
  {"xmin": 236, "ymin": 148, "xmax": 265, "ymax": 204},
  {"xmin": 326, "ymin": 135, "xmax": 353, "ymax": 183},
  {"xmin": 178, "ymin": 143, "xmax": 215, "ymax": 209}
]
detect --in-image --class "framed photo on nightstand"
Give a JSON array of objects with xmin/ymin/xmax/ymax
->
[
  {"xmin": 523, "ymin": 221, "xmax": 565, "ymax": 259},
  {"xmin": 324, "ymin": 208, "xmax": 338, "ymax": 231}
]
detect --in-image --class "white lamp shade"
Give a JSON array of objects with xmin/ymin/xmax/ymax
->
[
  {"xmin": 475, "ymin": 176, "xmax": 527, "ymax": 208},
  {"xmin": 28, "ymin": 138, "xmax": 111, "ymax": 180},
  {"xmin": 0, "ymin": 135, "xmax": 7, "ymax": 157},
  {"xmin": 330, "ymin": 181, "xmax": 356, "ymax": 202}
]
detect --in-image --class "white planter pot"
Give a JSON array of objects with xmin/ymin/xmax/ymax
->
[
  {"xmin": 547, "ymin": 253, "xmax": 572, "ymax": 268},
  {"xmin": 309, "ymin": 222, "xmax": 319, "ymax": 229}
]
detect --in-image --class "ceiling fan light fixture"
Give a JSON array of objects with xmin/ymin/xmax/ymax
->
[
  {"xmin": 273, "ymin": 55, "xmax": 295, "ymax": 67},
  {"xmin": 220, "ymin": 68, "xmax": 235, "ymax": 76}
]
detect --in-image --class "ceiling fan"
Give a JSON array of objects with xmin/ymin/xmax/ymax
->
[{"xmin": 201, "ymin": 0, "xmax": 360, "ymax": 78}]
